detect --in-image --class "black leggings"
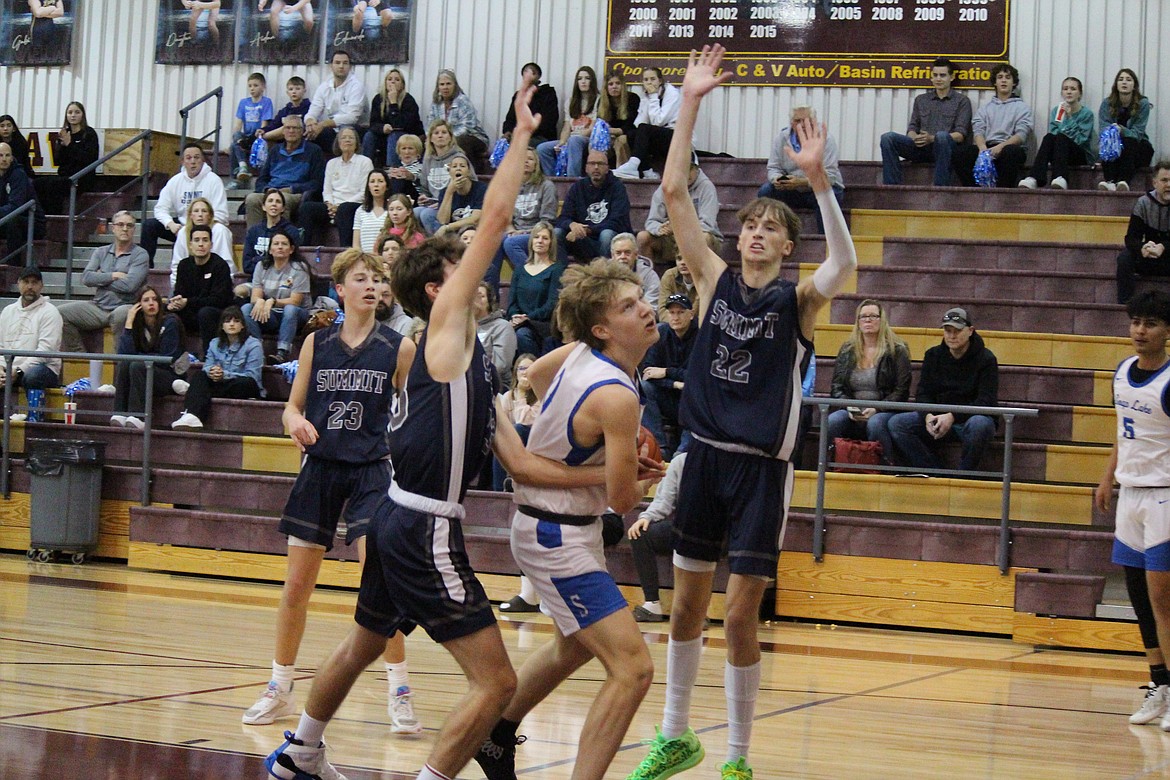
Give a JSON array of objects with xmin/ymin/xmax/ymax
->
[
  {"xmin": 630, "ymin": 520, "xmax": 674, "ymax": 602},
  {"xmin": 1028, "ymin": 133, "xmax": 1089, "ymax": 185},
  {"xmin": 1103, "ymin": 136, "xmax": 1155, "ymax": 185},
  {"xmin": 185, "ymin": 372, "xmax": 262, "ymax": 423},
  {"xmin": 1126, "ymin": 564, "xmax": 1162, "ymax": 650},
  {"xmin": 630, "ymin": 124, "xmax": 675, "ymax": 173}
]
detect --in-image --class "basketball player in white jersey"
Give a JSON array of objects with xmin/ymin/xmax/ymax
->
[
  {"xmin": 1096, "ymin": 289, "xmax": 1170, "ymax": 729},
  {"xmin": 475, "ymin": 259, "xmax": 662, "ymax": 780}
]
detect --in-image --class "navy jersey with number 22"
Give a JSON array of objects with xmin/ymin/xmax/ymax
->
[{"xmin": 680, "ymin": 268, "xmax": 812, "ymax": 459}]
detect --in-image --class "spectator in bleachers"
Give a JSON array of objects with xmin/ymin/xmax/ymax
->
[
  {"xmin": 759, "ymin": 107, "xmax": 845, "ymax": 233},
  {"xmin": 0, "ymin": 268, "xmax": 62, "ymax": 399},
  {"xmin": 1116, "ymin": 161, "xmax": 1170, "ymax": 304},
  {"xmin": 879, "ymin": 58, "xmax": 972, "ymax": 186},
  {"xmin": 598, "ymin": 72, "xmax": 640, "ymax": 168},
  {"xmin": 953, "ymin": 63, "xmax": 1033, "ymax": 188},
  {"xmin": 489, "ymin": 147, "xmax": 558, "ymax": 294},
  {"xmin": 110, "ymin": 286, "xmax": 187, "ymax": 430},
  {"xmin": 641, "ymin": 153, "xmax": 722, "ymax": 263},
  {"xmin": 57, "ymin": 211, "xmax": 148, "ymax": 352},
  {"xmin": 657, "ymin": 241, "xmax": 700, "ymax": 321},
  {"xmin": 826, "ymin": 299, "xmax": 911, "ymax": 463},
  {"xmin": 350, "ymin": 169, "xmax": 389, "ymax": 251},
  {"xmin": 261, "ymin": 76, "xmax": 311, "ymax": 143},
  {"xmin": 383, "ymin": 193, "xmax": 426, "ymax": 249},
  {"xmin": 373, "ymin": 233, "xmax": 416, "ymax": 336},
  {"xmin": 1019, "ymin": 77, "xmax": 1095, "ymax": 190},
  {"xmin": 555, "ymin": 149, "xmax": 632, "ymax": 262},
  {"xmin": 305, "ymin": 50, "xmax": 368, "ymax": 157},
  {"xmin": 0, "ymin": 141, "xmax": 45, "ymax": 262},
  {"xmin": 34, "ymin": 101, "xmax": 100, "ymax": 214},
  {"xmin": 474, "ymin": 281, "xmax": 516, "ymax": 387},
  {"xmin": 501, "ymin": 62, "xmax": 560, "ymax": 147},
  {"xmin": 242, "ymin": 228, "xmax": 310, "ymax": 364},
  {"xmin": 245, "ymin": 115, "xmax": 326, "ymax": 243},
  {"xmin": 888, "ymin": 307, "xmax": 999, "ymax": 473},
  {"xmin": 362, "ymin": 68, "xmax": 424, "ymax": 168},
  {"xmin": 508, "ymin": 221, "xmax": 563, "ymax": 356},
  {"xmin": 169, "ymin": 197, "xmax": 235, "ymax": 288},
  {"xmin": 492, "ymin": 352, "xmax": 539, "ymax": 492},
  {"xmin": 413, "ymin": 119, "xmax": 470, "ymax": 223},
  {"xmin": 171, "ymin": 306, "xmax": 264, "ymax": 430},
  {"xmin": 640, "ymin": 292, "xmax": 695, "ymax": 461},
  {"xmin": 1099, "ymin": 68, "xmax": 1156, "ymax": 192},
  {"xmin": 612, "ymin": 67, "xmax": 680, "ymax": 181},
  {"xmin": 167, "ymin": 224, "xmax": 234, "ymax": 356},
  {"xmin": 610, "ymin": 232, "xmax": 660, "ymax": 309},
  {"xmin": 626, "ymin": 444, "xmax": 688, "ymax": 622},
  {"xmin": 228, "ymin": 73, "xmax": 275, "ymax": 189},
  {"xmin": 424, "ymin": 154, "xmax": 485, "ymax": 237},
  {"xmin": 0, "ymin": 115, "xmax": 33, "ymax": 178},
  {"xmin": 386, "ymin": 132, "xmax": 423, "ymax": 202},
  {"xmin": 536, "ymin": 66, "xmax": 598, "ymax": 176},
  {"xmin": 242, "ymin": 188, "xmax": 303, "ymax": 277},
  {"xmin": 317, "ymin": 126, "xmax": 372, "ymax": 247},
  {"xmin": 426, "ymin": 68, "xmax": 489, "ymax": 161},
  {"xmin": 141, "ymin": 143, "xmax": 228, "ymax": 269}
]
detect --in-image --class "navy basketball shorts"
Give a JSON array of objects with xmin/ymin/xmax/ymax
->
[
  {"xmin": 278, "ymin": 456, "xmax": 391, "ymax": 550},
  {"xmin": 673, "ymin": 439, "xmax": 793, "ymax": 577},
  {"xmin": 355, "ymin": 499, "xmax": 497, "ymax": 644}
]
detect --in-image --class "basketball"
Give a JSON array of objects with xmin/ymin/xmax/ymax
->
[{"xmin": 637, "ymin": 425, "xmax": 662, "ymax": 462}]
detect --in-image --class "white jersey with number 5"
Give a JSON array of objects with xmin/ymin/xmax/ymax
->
[{"xmin": 1113, "ymin": 355, "xmax": 1170, "ymax": 487}]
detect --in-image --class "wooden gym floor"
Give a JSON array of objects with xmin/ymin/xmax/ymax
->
[{"xmin": 0, "ymin": 554, "xmax": 1165, "ymax": 779}]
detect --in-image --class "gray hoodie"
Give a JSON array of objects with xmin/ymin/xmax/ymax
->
[
  {"xmin": 645, "ymin": 169, "xmax": 723, "ymax": 240},
  {"xmin": 477, "ymin": 309, "xmax": 517, "ymax": 386},
  {"xmin": 973, "ymin": 95, "xmax": 1034, "ymax": 148}
]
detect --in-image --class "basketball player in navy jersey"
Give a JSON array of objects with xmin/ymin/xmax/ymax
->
[
  {"xmin": 243, "ymin": 248, "xmax": 422, "ymax": 737},
  {"xmin": 1095, "ymin": 290, "xmax": 1170, "ymax": 729},
  {"xmin": 266, "ymin": 85, "xmax": 636, "ymax": 780},
  {"xmin": 626, "ymin": 45, "xmax": 858, "ymax": 780}
]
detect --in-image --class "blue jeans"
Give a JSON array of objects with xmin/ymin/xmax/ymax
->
[
  {"xmin": 879, "ymin": 131, "xmax": 957, "ymax": 186},
  {"xmin": 755, "ymin": 182, "xmax": 845, "ymax": 234},
  {"xmin": 536, "ymin": 136, "xmax": 588, "ymax": 177},
  {"xmin": 230, "ymin": 130, "xmax": 253, "ymax": 172},
  {"xmin": 515, "ymin": 322, "xmax": 549, "ymax": 357},
  {"xmin": 362, "ymin": 128, "xmax": 403, "ymax": 167},
  {"xmin": 826, "ymin": 409, "xmax": 895, "ymax": 464},
  {"xmin": 16, "ymin": 362, "xmax": 61, "ymax": 391},
  {"xmin": 555, "ymin": 227, "xmax": 615, "ymax": 263},
  {"xmin": 487, "ymin": 233, "xmax": 532, "ymax": 294},
  {"xmin": 416, "ymin": 206, "xmax": 440, "ymax": 235},
  {"xmin": 640, "ymin": 377, "xmax": 680, "ymax": 449},
  {"xmin": 492, "ymin": 422, "xmax": 532, "ymax": 490},
  {"xmin": 242, "ymin": 302, "xmax": 307, "ymax": 352},
  {"xmin": 887, "ymin": 412, "xmax": 996, "ymax": 472}
]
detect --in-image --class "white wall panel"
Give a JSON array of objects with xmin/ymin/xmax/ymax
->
[{"xmin": 1, "ymin": 0, "xmax": 1167, "ymax": 165}]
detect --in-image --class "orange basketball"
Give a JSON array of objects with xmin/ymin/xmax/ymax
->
[{"xmin": 637, "ymin": 426, "xmax": 662, "ymax": 462}]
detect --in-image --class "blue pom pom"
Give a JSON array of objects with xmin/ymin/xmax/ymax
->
[
  {"xmin": 488, "ymin": 138, "xmax": 509, "ymax": 169},
  {"xmin": 63, "ymin": 378, "xmax": 91, "ymax": 397},
  {"xmin": 249, "ymin": 137, "xmax": 268, "ymax": 169},
  {"xmin": 973, "ymin": 149, "xmax": 997, "ymax": 188},
  {"xmin": 554, "ymin": 145, "xmax": 570, "ymax": 177},
  {"xmin": 589, "ymin": 119, "xmax": 611, "ymax": 152},
  {"xmin": 1099, "ymin": 125, "xmax": 1122, "ymax": 162},
  {"xmin": 278, "ymin": 359, "xmax": 299, "ymax": 384}
]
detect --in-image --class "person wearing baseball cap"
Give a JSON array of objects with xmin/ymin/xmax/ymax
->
[
  {"xmin": 640, "ymin": 292, "xmax": 696, "ymax": 461},
  {"xmin": 0, "ymin": 265, "xmax": 63, "ymax": 410},
  {"xmin": 887, "ymin": 305, "xmax": 1000, "ymax": 473}
]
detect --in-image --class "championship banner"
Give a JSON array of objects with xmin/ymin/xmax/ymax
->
[
  {"xmin": 2, "ymin": 0, "xmax": 75, "ymax": 66},
  {"xmin": 238, "ymin": 0, "xmax": 321, "ymax": 64},
  {"xmin": 606, "ymin": 0, "xmax": 1010, "ymax": 89},
  {"xmin": 155, "ymin": 0, "xmax": 237, "ymax": 65},
  {"xmin": 324, "ymin": 0, "xmax": 412, "ymax": 64}
]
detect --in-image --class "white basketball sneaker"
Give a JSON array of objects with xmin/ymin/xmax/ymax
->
[{"xmin": 243, "ymin": 681, "xmax": 297, "ymax": 725}]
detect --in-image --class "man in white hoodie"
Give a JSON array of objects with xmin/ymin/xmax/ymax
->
[
  {"xmin": 139, "ymin": 144, "xmax": 228, "ymax": 268},
  {"xmin": 0, "ymin": 268, "xmax": 62, "ymax": 393}
]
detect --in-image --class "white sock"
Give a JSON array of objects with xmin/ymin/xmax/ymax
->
[
  {"xmin": 386, "ymin": 660, "xmax": 410, "ymax": 694},
  {"xmin": 725, "ymin": 660, "xmax": 761, "ymax": 764},
  {"xmin": 661, "ymin": 636, "xmax": 703, "ymax": 739},
  {"xmin": 272, "ymin": 661, "xmax": 296, "ymax": 692},
  {"xmin": 641, "ymin": 601, "xmax": 663, "ymax": 614},
  {"xmin": 518, "ymin": 575, "xmax": 539, "ymax": 604},
  {"xmin": 417, "ymin": 765, "xmax": 453, "ymax": 780},
  {"xmin": 293, "ymin": 711, "xmax": 327, "ymax": 747},
  {"xmin": 626, "ymin": 156, "xmax": 642, "ymax": 168}
]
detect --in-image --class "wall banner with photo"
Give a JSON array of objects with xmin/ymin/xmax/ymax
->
[
  {"xmin": 237, "ymin": 0, "xmax": 321, "ymax": 64},
  {"xmin": 155, "ymin": 0, "xmax": 237, "ymax": 65},
  {"xmin": 324, "ymin": 0, "xmax": 411, "ymax": 65},
  {"xmin": 2, "ymin": 0, "xmax": 76, "ymax": 67}
]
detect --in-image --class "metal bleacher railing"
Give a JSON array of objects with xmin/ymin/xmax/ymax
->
[
  {"xmin": 64, "ymin": 130, "xmax": 154, "ymax": 299},
  {"xmin": 178, "ymin": 87, "xmax": 224, "ymax": 177},
  {"xmin": 804, "ymin": 397, "xmax": 1040, "ymax": 575},
  {"xmin": 0, "ymin": 200, "xmax": 40, "ymax": 269},
  {"xmin": 0, "ymin": 349, "xmax": 173, "ymax": 506}
]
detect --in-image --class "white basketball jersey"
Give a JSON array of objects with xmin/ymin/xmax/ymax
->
[
  {"xmin": 1113, "ymin": 355, "xmax": 1170, "ymax": 487},
  {"xmin": 513, "ymin": 342, "xmax": 639, "ymax": 516}
]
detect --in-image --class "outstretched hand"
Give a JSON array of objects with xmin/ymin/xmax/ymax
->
[
  {"xmin": 682, "ymin": 44, "xmax": 732, "ymax": 99},
  {"xmin": 783, "ymin": 117, "xmax": 827, "ymax": 176},
  {"xmin": 511, "ymin": 84, "xmax": 542, "ymax": 139}
]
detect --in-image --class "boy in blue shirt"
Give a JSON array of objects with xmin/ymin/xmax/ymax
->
[{"xmin": 231, "ymin": 73, "xmax": 275, "ymax": 189}]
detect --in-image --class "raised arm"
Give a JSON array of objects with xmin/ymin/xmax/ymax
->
[
  {"xmin": 425, "ymin": 85, "xmax": 541, "ymax": 382},
  {"xmin": 662, "ymin": 46, "xmax": 731, "ymax": 299}
]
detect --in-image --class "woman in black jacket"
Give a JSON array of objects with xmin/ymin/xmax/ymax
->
[
  {"xmin": 35, "ymin": 102, "xmax": 100, "ymax": 214},
  {"xmin": 827, "ymin": 299, "xmax": 911, "ymax": 462},
  {"xmin": 362, "ymin": 68, "xmax": 424, "ymax": 167}
]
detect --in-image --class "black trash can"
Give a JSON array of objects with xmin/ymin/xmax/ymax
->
[{"xmin": 26, "ymin": 438, "xmax": 107, "ymax": 564}]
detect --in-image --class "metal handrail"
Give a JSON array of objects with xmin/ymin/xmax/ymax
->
[
  {"xmin": 803, "ymin": 396, "xmax": 1040, "ymax": 574},
  {"xmin": 178, "ymin": 87, "xmax": 224, "ymax": 176},
  {"xmin": 65, "ymin": 129, "xmax": 153, "ymax": 300},
  {"xmin": 1, "ymin": 349, "xmax": 174, "ymax": 507},
  {"xmin": 0, "ymin": 200, "xmax": 38, "ymax": 268}
]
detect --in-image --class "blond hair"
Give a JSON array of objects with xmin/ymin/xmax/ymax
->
[
  {"xmin": 331, "ymin": 248, "xmax": 384, "ymax": 286},
  {"xmin": 555, "ymin": 259, "xmax": 640, "ymax": 351},
  {"xmin": 845, "ymin": 299, "xmax": 906, "ymax": 362}
]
